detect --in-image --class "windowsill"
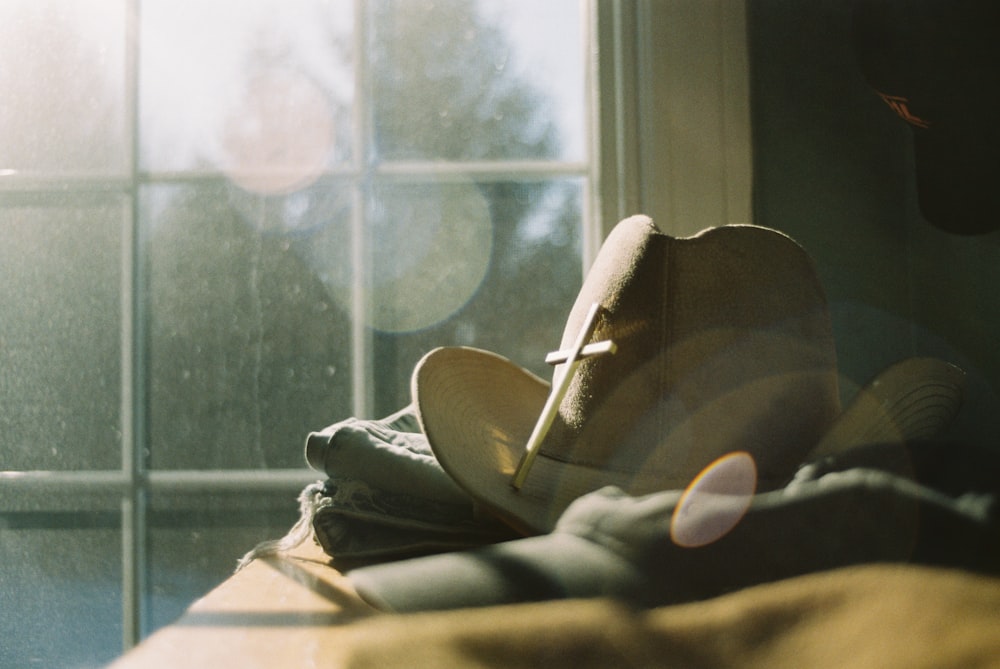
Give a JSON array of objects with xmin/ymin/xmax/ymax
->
[{"xmin": 107, "ymin": 542, "xmax": 379, "ymax": 668}]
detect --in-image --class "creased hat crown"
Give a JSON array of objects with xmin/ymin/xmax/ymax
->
[{"xmin": 542, "ymin": 216, "xmax": 840, "ymax": 491}]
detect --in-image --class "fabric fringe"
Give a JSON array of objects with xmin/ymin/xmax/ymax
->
[{"xmin": 234, "ymin": 480, "xmax": 330, "ymax": 572}]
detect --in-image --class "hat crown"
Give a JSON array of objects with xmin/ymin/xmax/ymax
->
[
  {"xmin": 542, "ymin": 216, "xmax": 839, "ymax": 492},
  {"xmin": 412, "ymin": 216, "xmax": 843, "ymax": 533}
]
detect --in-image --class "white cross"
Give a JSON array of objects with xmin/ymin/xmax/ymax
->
[{"xmin": 510, "ymin": 302, "xmax": 617, "ymax": 489}]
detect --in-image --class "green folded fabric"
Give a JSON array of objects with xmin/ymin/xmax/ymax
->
[{"xmin": 238, "ymin": 406, "xmax": 517, "ymax": 570}]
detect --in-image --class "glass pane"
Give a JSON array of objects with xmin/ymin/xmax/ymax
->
[
  {"xmin": 0, "ymin": 198, "xmax": 122, "ymax": 471},
  {"xmin": 145, "ymin": 182, "xmax": 353, "ymax": 470},
  {"xmin": 368, "ymin": 179, "xmax": 584, "ymax": 416},
  {"xmin": 148, "ymin": 491, "xmax": 301, "ymax": 633},
  {"xmin": 140, "ymin": 0, "xmax": 355, "ymax": 185},
  {"xmin": 372, "ymin": 0, "xmax": 586, "ymax": 162},
  {"xmin": 0, "ymin": 0, "xmax": 127, "ymax": 176},
  {"xmin": 0, "ymin": 523, "xmax": 122, "ymax": 668}
]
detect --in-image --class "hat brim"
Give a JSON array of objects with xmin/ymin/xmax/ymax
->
[
  {"xmin": 412, "ymin": 346, "xmax": 609, "ymax": 534},
  {"xmin": 807, "ymin": 356, "xmax": 965, "ymax": 460}
]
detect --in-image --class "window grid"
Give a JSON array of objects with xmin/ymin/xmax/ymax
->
[{"xmin": 0, "ymin": 0, "xmax": 602, "ymax": 654}]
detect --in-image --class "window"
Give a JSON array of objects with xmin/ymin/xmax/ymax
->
[
  {"xmin": 0, "ymin": 0, "xmax": 600, "ymax": 665},
  {"xmin": 1, "ymin": 2, "xmax": 755, "ymax": 664}
]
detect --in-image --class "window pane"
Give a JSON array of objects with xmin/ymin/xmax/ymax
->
[
  {"xmin": 369, "ymin": 179, "xmax": 584, "ymax": 415},
  {"xmin": 148, "ymin": 492, "xmax": 301, "ymax": 632},
  {"xmin": 0, "ymin": 0, "xmax": 127, "ymax": 176},
  {"xmin": 140, "ymin": 0, "xmax": 354, "ymax": 182},
  {"xmin": 372, "ymin": 0, "xmax": 586, "ymax": 162},
  {"xmin": 145, "ymin": 182, "xmax": 353, "ymax": 469},
  {"xmin": 0, "ymin": 199, "xmax": 122, "ymax": 471},
  {"xmin": 0, "ymin": 523, "xmax": 122, "ymax": 668},
  {"xmin": 363, "ymin": 180, "xmax": 495, "ymax": 335}
]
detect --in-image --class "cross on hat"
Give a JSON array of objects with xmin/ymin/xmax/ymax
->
[{"xmin": 511, "ymin": 302, "xmax": 617, "ymax": 489}]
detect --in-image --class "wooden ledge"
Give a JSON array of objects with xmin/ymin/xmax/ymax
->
[{"xmin": 108, "ymin": 542, "xmax": 380, "ymax": 668}]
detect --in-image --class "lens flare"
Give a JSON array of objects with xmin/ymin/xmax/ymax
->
[
  {"xmin": 220, "ymin": 68, "xmax": 334, "ymax": 195},
  {"xmin": 364, "ymin": 180, "xmax": 493, "ymax": 333},
  {"xmin": 670, "ymin": 451, "xmax": 757, "ymax": 548}
]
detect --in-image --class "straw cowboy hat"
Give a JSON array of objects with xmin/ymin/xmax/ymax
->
[{"xmin": 411, "ymin": 215, "xmax": 963, "ymax": 534}]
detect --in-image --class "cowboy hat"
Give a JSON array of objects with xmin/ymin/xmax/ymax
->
[{"xmin": 411, "ymin": 215, "xmax": 963, "ymax": 534}]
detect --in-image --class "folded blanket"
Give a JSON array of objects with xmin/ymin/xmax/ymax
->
[
  {"xmin": 304, "ymin": 405, "xmax": 469, "ymax": 505},
  {"xmin": 238, "ymin": 406, "xmax": 517, "ymax": 569},
  {"xmin": 310, "ymin": 477, "xmax": 518, "ymax": 561}
]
